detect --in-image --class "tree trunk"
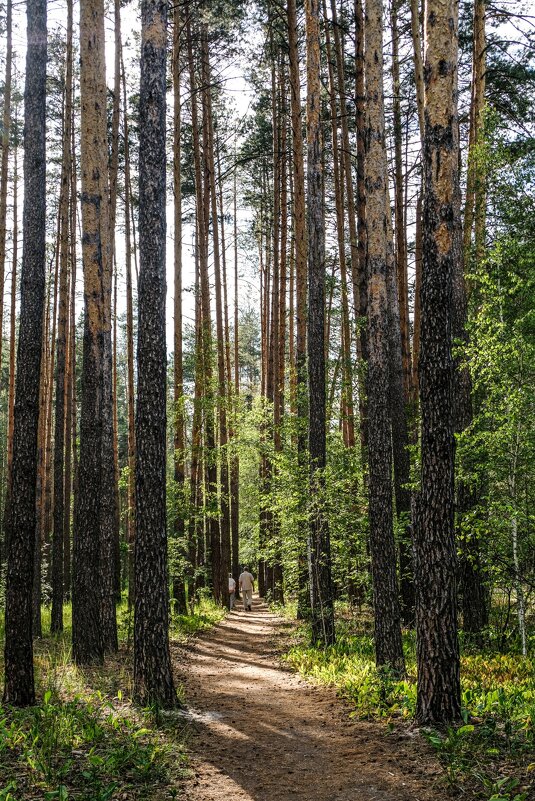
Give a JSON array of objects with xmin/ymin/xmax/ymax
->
[
  {"xmin": 231, "ymin": 164, "xmax": 240, "ymax": 594},
  {"xmin": 364, "ymin": 0, "xmax": 405, "ymax": 675},
  {"xmin": 323, "ymin": 1, "xmax": 355, "ymax": 448},
  {"xmin": 187, "ymin": 19, "xmax": 219, "ymax": 601},
  {"xmin": 306, "ymin": 0, "xmax": 334, "ymax": 647},
  {"xmin": 273, "ymin": 63, "xmax": 287, "ymax": 603},
  {"xmin": 134, "ymin": 0, "xmax": 175, "ymax": 708},
  {"xmin": 51, "ymin": 0, "xmax": 73, "ymax": 633},
  {"xmin": 63, "ymin": 175, "xmax": 77, "ymax": 600},
  {"xmin": 3, "ymin": 0, "xmax": 47, "ymax": 706},
  {"xmin": 0, "ymin": 0, "xmax": 12, "ymax": 390},
  {"xmin": 4, "ymin": 126, "xmax": 18, "ymax": 545},
  {"xmin": 463, "ymin": 0, "xmax": 486, "ymax": 265},
  {"xmin": 412, "ymin": 192, "xmax": 423, "ymax": 399},
  {"xmin": 385, "ymin": 190, "xmax": 414, "ymax": 624},
  {"xmin": 354, "ymin": 0, "xmax": 368, "ymax": 457},
  {"xmin": 189, "ymin": 252, "xmax": 204, "ymax": 598},
  {"xmin": 390, "ymin": 0, "xmax": 411, "ymax": 403},
  {"xmin": 265, "ymin": 51, "xmax": 280, "ymax": 603},
  {"xmin": 43, "ymin": 238, "xmax": 59, "ymax": 598},
  {"xmin": 287, "ymin": 0, "xmax": 309, "ymax": 618},
  {"xmin": 121, "ymin": 49, "xmax": 137, "ymax": 611},
  {"xmin": 415, "ymin": 0, "xmax": 461, "ymax": 724},
  {"xmin": 172, "ymin": 11, "xmax": 188, "ymax": 615},
  {"xmin": 34, "ymin": 271, "xmax": 51, "ymax": 639},
  {"xmin": 202, "ymin": 30, "xmax": 231, "ymax": 606},
  {"xmin": 73, "ymin": 0, "xmax": 112, "ymax": 666},
  {"xmin": 409, "ymin": 0, "xmax": 425, "ymax": 143},
  {"xmin": 455, "ymin": 0, "xmax": 487, "ymax": 635},
  {"xmin": 109, "ymin": 0, "xmax": 123, "ymax": 605}
]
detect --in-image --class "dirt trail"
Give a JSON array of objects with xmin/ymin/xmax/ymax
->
[{"xmin": 174, "ymin": 596, "xmax": 443, "ymax": 801}]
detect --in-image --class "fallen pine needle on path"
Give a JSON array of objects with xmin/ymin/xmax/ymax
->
[{"xmin": 173, "ymin": 596, "xmax": 443, "ymax": 801}]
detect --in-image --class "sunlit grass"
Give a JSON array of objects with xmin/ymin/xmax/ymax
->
[
  {"xmin": 0, "ymin": 596, "xmax": 226, "ymax": 799},
  {"xmin": 284, "ymin": 615, "xmax": 535, "ymax": 798}
]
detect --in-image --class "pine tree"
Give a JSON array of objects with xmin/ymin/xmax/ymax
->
[
  {"xmin": 51, "ymin": 0, "xmax": 74, "ymax": 633},
  {"xmin": 415, "ymin": 0, "xmax": 462, "ymax": 724},
  {"xmin": 133, "ymin": 0, "xmax": 175, "ymax": 708},
  {"xmin": 364, "ymin": 0, "xmax": 405, "ymax": 674},
  {"xmin": 73, "ymin": 0, "xmax": 112, "ymax": 665},
  {"xmin": 3, "ymin": 0, "xmax": 47, "ymax": 706},
  {"xmin": 306, "ymin": 0, "xmax": 335, "ymax": 647}
]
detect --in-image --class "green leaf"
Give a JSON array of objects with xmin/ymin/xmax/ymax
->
[{"xmin": 457, "ymin": 724, "xmax": 475, "ymax": 735}]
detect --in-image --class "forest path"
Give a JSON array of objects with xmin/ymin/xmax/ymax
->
[{"xmin": 173, "ymin": 595, "xmax": 443, "ymax": 801}]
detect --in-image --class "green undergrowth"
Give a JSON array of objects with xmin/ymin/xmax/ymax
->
[
  {"xmin": 0, "ymin": 597, "xmax": 225, "ymax": 800},
  {"xmin": 170, "ymin": 597, "xmax": 226, "ymax": 641},
  {"xmin": 284, "ymin": 615, "xmax": 535, "ymax": 800}
]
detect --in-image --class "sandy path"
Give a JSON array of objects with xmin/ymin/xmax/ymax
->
[{"xmin": 174, "ymin": 596, "xmax": 442, "ymax": 801}]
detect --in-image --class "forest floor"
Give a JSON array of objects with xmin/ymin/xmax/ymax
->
[{"xmin": 174, "ymin": 595, "xmax": 443, "ymax": 801}]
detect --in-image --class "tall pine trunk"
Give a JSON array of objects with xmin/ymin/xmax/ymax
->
[
  {"xmin": 134, "ymin": 0, "xmax": 175, "ymax": 708},
  {"xmin": 172, "ymin": 7, "xmax": 187, "ymax": 615},
  {"xmin": 3, "ymin": 0, "xmax": 47, "ymax": 706},
  {"xmin": 415, "ymin": 0, "xmax": 461, "ymax": 724},
  {"xmin": 73, "ymin": 0, "xmax": 112, "ymax": 665},
  {"xmin": 51, "ymin": 0, "xmax": 73, "ymax": 633},
  {"xmin": 121, "ymin": 50, "xmax": 137, "ymax": 609},
  {"xmin": 4, "ymin": 125, "xmax": 18, "ymax": 544},
  {"xmin": 364, "ymin": 0, "xmax": 405, "ymax": 674},
  {"xmin": 288, "ymin": 0, "xmax": 309, "ymax": 617},
  {"xmin": 231, "ymin": 166, "xmax": 240, "ymax": 593},
  {"xmin": 456, "ymin": 0, "xmax": 487, "ymax": 635},
  {"xmin": 202, "ymin": 31, "xmax": 231, "ymax": 604},
  {"xmin": 306, "ymin": 0, "xmax": 334, "ymax": 647},
  {"xmin": 0, "ymin": 0, "xmax": 12, "ymax": 396}
]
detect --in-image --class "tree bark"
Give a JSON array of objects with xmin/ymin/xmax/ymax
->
[
  {"xmin": 109, "ymin": 0, "xmax": 123, "ymax": 604},
  {"xmin": 172, "ymin": 7, "xmax": 188, "ymax": 615},
  {"xmin": 287, "ymin": 0, "xmax": 309, "ymax": 618},
  {"xmin": 202, "ymin": 30, "xmax": 231, "ymax": 605},
  {"xmin": 415, "ymin": 0, "xmax": 461, "ymax": 724},
  {"xmin": 4, "ymin": 123, "xmax": 18, "ymax": 546},
  {"xmin": 231, "ymin": 163, "xmax": 240, "ymax": 593},
  {"xmin": 0, "ymin": 0, "xmax": 13, "ymax": 389},
  {"xmin": 364, "ymin": 0, "xmax": 405, "ymax": 675},
  {"xmin": 121, "ymin": 49, "xmax": 137, "ymax": 610},
  {"xmin": 385, "ymin": 191, "xmax": 414, "ymax": 624},
  {"xmin": 73, "ymin": 0, "xmax": 112, "ymax": 665},
  {"xmin": 323, "ymin": 1, "xmax": 355, "ymax": 448},
  {"xmin": 63, "ymin": 173, "xmax": 77, "ymax": 600},
  {"xmin": 306, "ymin": 0, "xmax": 335, "ymax": 647},
  {"xmin": 3, "ymin": 0, "xmax": 47, "ymax": 706},
  {"xmin": 134, "ymin": 0, "xmax": 175, "ymax": 708},
  {"xmin": 390, "ymin": 0, "xmax": 411, "ymax": 402},
  {"xmin": 51, "ymin": 0, "xmax": 74, "ymax": 633},
  {"xmin": 354, "ymin": 0, "xmax": 368, "ymax": 457},
  {"xmin": 456, "ymin": 0, "xmax": 487, "ymax": 634},
  {"xmin": 463, "ymin": 0, "xmax": 486, "ymax": 265},
  {"xmin": 187, "ymin": 18, "xmax": 219, "ymax": 601}
]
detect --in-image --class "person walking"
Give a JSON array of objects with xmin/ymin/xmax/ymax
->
[
  {"xmin": 228, "ymin": 573, "xmax": 236, "ymax": 610},
  {"xmin": 239, "ymin": 567, "xmax": 254, "ymax": 611}
]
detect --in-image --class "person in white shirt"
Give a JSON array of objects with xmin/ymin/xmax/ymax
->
[
  {"xmin": 239, "ymin": 568, "xmax": 254, "ymax": 611},
  {"xmin": 228, "ymin": 574, "xmax": 236, "ymax": 610}
]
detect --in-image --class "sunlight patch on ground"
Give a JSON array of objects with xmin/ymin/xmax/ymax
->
[{"xmin": 177, "ymin": 707, "xmax": 250, "ymax": 741}]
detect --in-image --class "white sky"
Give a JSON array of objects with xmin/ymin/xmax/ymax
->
[{"xmin": 3, "ymin": 0, "xmax": 258, "ymax": 354}]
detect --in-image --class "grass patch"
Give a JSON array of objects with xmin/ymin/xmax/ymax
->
[
  {"xmin": 170, "ymin": 597, "xmax": 226, "ymax": 641},
  {"xmin": 0, "ymin": 597, "xmax": 225, "ymax": 800},
  {"xmin": 284, "ymin": 616, "xmax": 535, "ymax": 799}
]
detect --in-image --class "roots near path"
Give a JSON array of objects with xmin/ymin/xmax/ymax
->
[{"xmin": 175, "ymin": 597, "xmax": 442, "ymax": 801}]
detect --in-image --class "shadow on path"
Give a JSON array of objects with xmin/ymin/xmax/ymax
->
[{"xmin": 174, "ymin": 596, "xmax": 442, "ymax": 801}]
